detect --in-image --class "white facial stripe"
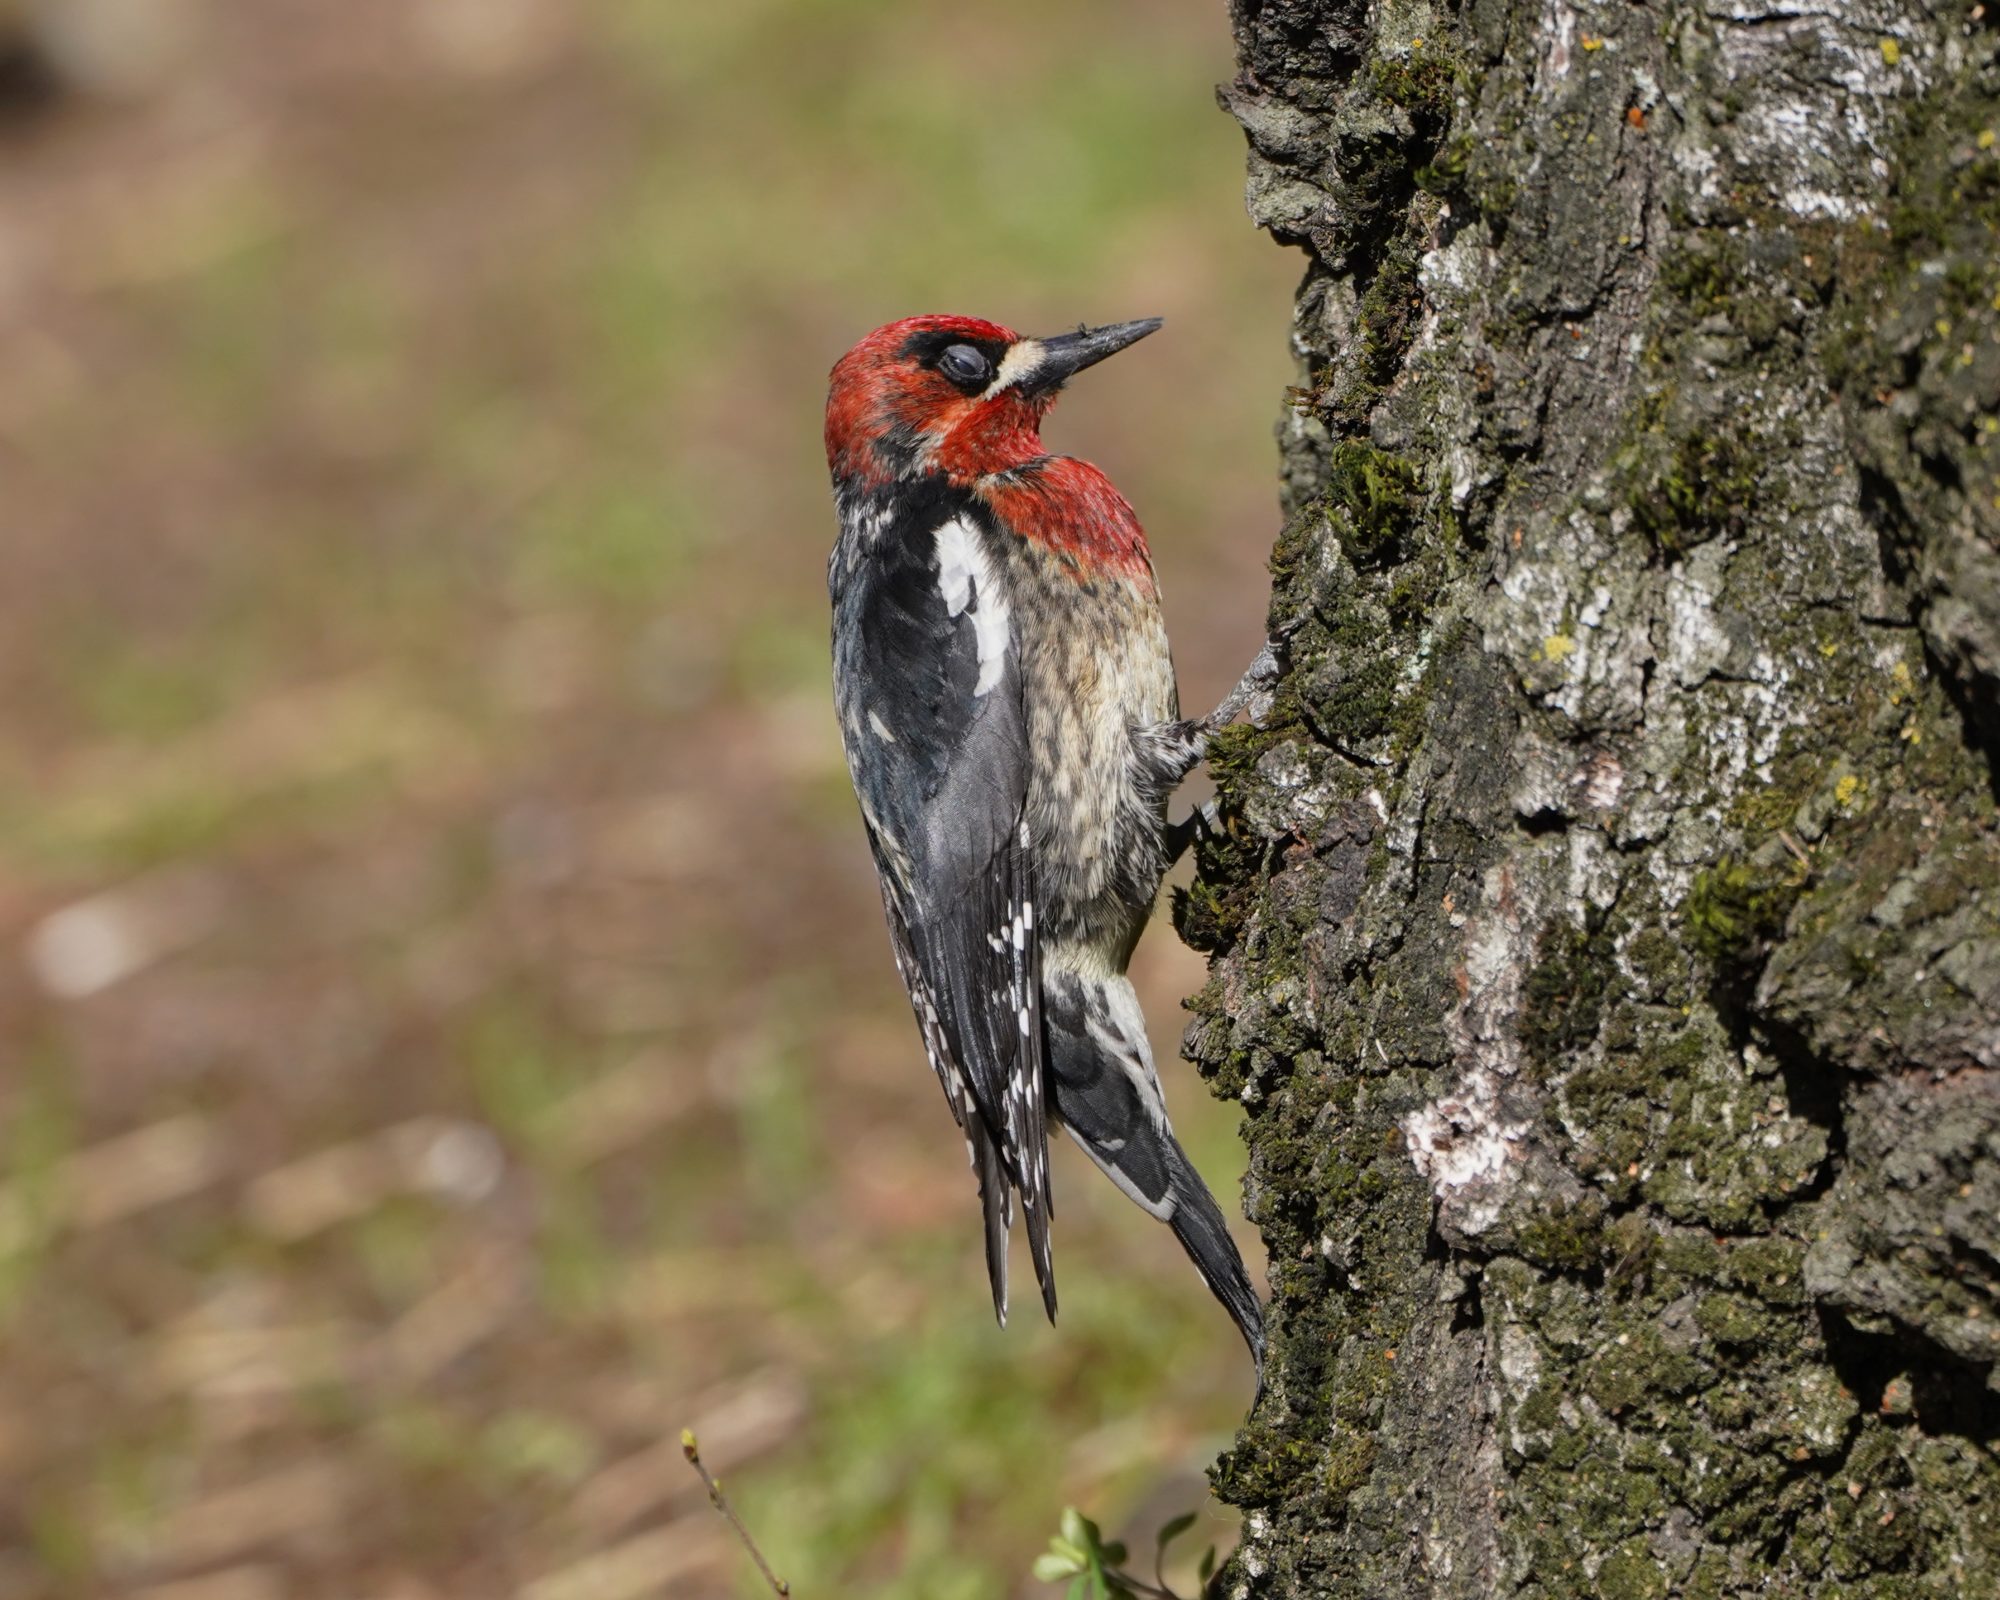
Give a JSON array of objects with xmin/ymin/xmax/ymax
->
[
  {"xmin": 933, "ymin": 516, "xmax": 1011, "ymax": 696},
  {"xmin": 983, "ymin": 339, "xmax": 1045, "ymax": 398}
]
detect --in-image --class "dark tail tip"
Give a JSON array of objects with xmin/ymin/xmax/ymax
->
[
  {"xmin": 973, "ymin": 1124, "xmax": 1011, "ymax": 1328},
  {"xmin": 1166, "ymin": 1149, "xmax": 1266, "ymax": 1379},
  {"xmin": 1024, "ymin": 1193, "xmax": 1059, "ymax": 1326}
]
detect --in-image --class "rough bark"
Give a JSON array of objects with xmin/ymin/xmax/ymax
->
[{"xmin": 1189, "ymin": 1, "xmax": 2000, "ymax": 1593}]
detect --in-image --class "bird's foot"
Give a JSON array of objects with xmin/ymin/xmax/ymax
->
[
  {"xmin": 1198, "ymin": 639, "xmax": 1282, "ymax": 735},
  {"xmin": 1154, "ymin": 638, "xmax": 1286, "ymax": 790}
]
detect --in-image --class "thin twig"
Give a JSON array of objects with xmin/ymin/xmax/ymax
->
[{"xmin": 681, "ymin": 1428, "xmax": 790, "ymax": 1595}]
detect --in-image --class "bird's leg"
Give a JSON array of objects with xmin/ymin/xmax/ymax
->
[
  {"xmin": 1158, "ymin": 639, "xmax": 1285, "ymax": 776},
  {"xmin": 1161, "ymin": 638, "xmax": 1285, "ymax": 863},
  {"xmin": 1160, "ymin": 636, "xmax": 1280, "ymax": 864},
  {"xmin": 1197, "ymin": 639, "xmax": 1282, "ymax": 735},
  {"xmin": 1165, "ymin": 798, "xmax": 1221, "ymax": 868}
]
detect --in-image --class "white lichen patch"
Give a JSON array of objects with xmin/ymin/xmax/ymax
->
[
  {"xmin": 1248, "ymin": 740, "xmax": 1353, "ymax": 840},
  {"xmin": 1403, "ymin": 1070, "xmax": 1529, "ymax": 1237},
  {"xmin": 1419, "ymin": 228, "xmax": 1496, "ymax": 298},
  {"xmin": 1664, "ymin": 558, "xmax": 1733, "ymax": 687},
  {"xmin": 1567, "ymin": 828, "xmax": 1621, "ymax": 910},
  {"xmin": 1497, "ymin": 550, "xmax": 1574, "ymax": 638},
  {"xmin": 1404, "ymin": 867, "xmax": 1538, "ymax": 1238},
  {"xmin": 1498, "ymin": 1316, "xmax": 1543, "ymax": 1396}
]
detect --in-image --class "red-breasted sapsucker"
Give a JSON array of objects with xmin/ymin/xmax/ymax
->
[{"xmin": 824, "ymin": 314, "xmax": 1275, "ymax": 1371}]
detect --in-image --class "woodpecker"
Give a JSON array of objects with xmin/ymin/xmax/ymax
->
[{"xmin": 824, "ymin": 313, "xmax": 1275, "ymax": 1372}]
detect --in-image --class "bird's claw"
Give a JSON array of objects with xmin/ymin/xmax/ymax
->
[{"xmin": 1199, "ymin": 639, "xmax": 1283, "ymax": 735}]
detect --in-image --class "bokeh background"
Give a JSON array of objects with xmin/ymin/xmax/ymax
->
[{"xmin": 0, "ymin": 2, "xmax": 1296, "ymax": 1595}]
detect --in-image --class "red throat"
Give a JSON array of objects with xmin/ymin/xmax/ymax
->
[
  {"xmin": 929, "ymin": 392, "xmax": 1049, "ymax": 481},
  {"xmin": 981, "ymin": 457, "xmax": 1157, "ymax": 592}
]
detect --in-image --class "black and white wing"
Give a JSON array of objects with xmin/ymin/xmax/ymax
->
[{"xmin": 830, "ymin": 498, "xmax": 1056, "ymax": 1322}]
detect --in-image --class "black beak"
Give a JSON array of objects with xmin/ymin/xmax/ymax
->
[{"xmin": 1023, "ymin": 317, "xmax": 1162, "ymax": 394}]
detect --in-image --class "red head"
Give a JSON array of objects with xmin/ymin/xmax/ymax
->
[{"xmin": 825, "ymin": 313, "xmax": 1162, "ymax": 489}]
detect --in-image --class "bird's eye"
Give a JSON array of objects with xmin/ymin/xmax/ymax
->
[{"xmin": 938, "ymin": 344, "xmax": 992, "ymax": 388}]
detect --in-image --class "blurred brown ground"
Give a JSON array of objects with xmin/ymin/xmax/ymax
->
[{"xmin": 0, "ymin": 2, "xmax": 1295, "ymax": 1595}]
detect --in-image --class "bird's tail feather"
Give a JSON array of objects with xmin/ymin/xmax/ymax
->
[
  {"xmin": 1021, "ymin": 1155, "xmax": 1057, "ymax": 1324},
  {"xmin": 971, "ymin": 1113, "xmax": 1012, "ymax": 1326},
  {"xmin": 1042, "ymin": 968, "xmax": 1265, "ymax": 1376},
  {"xmin": 1164, "ymin": 1142, "xmax": 1266, "ymax": 1373}
]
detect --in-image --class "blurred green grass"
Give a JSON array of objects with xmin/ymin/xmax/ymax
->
[{"xmin": 0, "ymin": 1, "xmax": 1293, "ymax": 1595}]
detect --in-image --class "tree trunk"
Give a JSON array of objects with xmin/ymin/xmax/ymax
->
[{"xmin": 1190, "ymin": 1, "xmax": 2000, "ymax": 1592}]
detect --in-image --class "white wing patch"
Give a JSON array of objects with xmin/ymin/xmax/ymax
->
[{"xmin": 933, "ymin": 516, "xmax": 1011, "ymax": 697}]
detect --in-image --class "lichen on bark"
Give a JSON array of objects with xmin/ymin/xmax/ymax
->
[{"xmin": 1193, "ymin": 1, "xmax": 2000, "ymax": 1593}]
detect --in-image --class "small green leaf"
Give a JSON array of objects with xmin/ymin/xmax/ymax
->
[
  {"xmin": 1158, "ymin": 1511, "xmax": 1198, "ymax": 1549},
  {"xmin": 1060, "ymin": 1507, "xmax": 1089, "ymax": 1547},
  {"xmin": 1101, "ymin": 1540, "xmax": 1127, "ymax": 1565},
  {"xmin": 1034, "ymin": 1551, "xmax": 1085, "ymax": 1582}
]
